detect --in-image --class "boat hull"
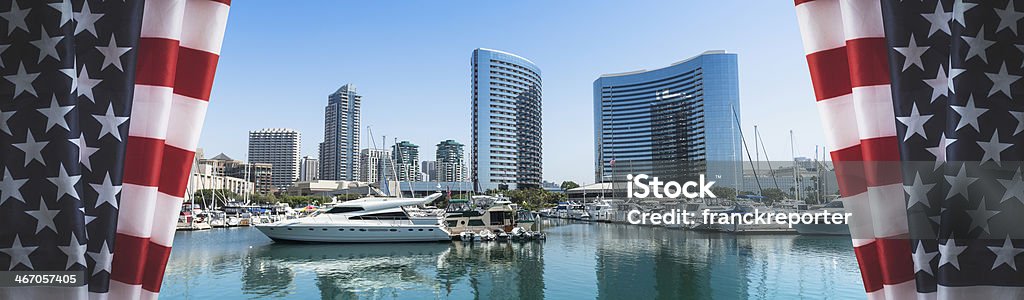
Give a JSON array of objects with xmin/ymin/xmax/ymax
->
[{"xmin": 256, "ymin": 224, "xmax": 451, "ymax": 243}]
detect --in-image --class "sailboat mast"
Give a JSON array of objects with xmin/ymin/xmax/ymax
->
[{"xmin": 791, "ymin": 130, "xmax": 798, "ymax": 202}]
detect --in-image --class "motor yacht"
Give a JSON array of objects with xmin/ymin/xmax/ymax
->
[
  {"xmin": 444, "ymin": 195, "xmax": 517, "ymax": 235},
  {"xmin": 255, "ymin": 193, "xmax": 451, "ymax": 243}
]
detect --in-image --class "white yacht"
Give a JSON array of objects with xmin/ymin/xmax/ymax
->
[
  {"xmin": 255, "ymin": 193, "xmax": 451, "ymax": 243},
  {"xmin": 585, "ymin": 199, "xmax": 623, "ymax": 223}
]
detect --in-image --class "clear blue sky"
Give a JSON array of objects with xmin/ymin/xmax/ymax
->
[{"xmin": 199, "ymin": 0, "xmax": 825, "ymax": 185}]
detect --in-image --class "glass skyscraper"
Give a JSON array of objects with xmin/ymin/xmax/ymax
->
[
  {"xmin": 594, "ymin": 51, "xmax": 740, "ymax": 188},
  {"xmin": 471, "ymin": 48, "xmax": 542, "ymax": 191},
  {"xmin": 320, "ymin": 84, "xmax": 361, "ymax": 181}
]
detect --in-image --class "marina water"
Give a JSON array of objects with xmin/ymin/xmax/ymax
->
[{"xmin": 161, "ymin": 219, "xmax": 864, "ymax": 299}]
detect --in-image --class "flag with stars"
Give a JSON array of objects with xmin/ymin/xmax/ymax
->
[
  {"xmin": 796, "ymin": 0, "xmax": 1024, "ymax": 298},
  {"xmin": 0, "ymin": 0, "xmax": 230, "ymax": 299}
]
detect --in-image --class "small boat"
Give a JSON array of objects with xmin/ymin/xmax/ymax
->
[{"xmin": 478, "ymin": 230, "xmax": 495, "ymax": 241}]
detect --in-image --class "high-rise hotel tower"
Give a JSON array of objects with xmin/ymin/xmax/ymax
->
[
  {"xmin": 594, "ymin": 51, "xmax": 741, "ymax": 188},
  {"xmin": 471, "ymin": 48, "xmax": 542, "ymax": 191},
  {"xmin": 320, "ymin": 84, "xmax": 361, "ymax": 181}
]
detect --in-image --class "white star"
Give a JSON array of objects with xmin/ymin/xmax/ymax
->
[
  {"xmin": 995, "ymin": 1, "xmax": 1024, "ymax": 35},
  {"xmin": 0, "ymin": 109, "xmax": 13, "ymax": 135},
  {"xmin": 57, "ymin": 232, "xmax": 86, "ymax": 270},
  {"xmin": 938, "ymin": 233, "xmax": 968, "ymax": 270},
  {"xmin": 922, "ymin": 68, "xmax": 949, "ymax": 103},
  {"xmin": 913, "ymin": 242, "xmax": 938, "ymax": 276},
  {"xmin": 988, "ymin": 237, "xmax": 1024, "ymax": 271},
  {"xmin": 0, "ymin": 1, "xmax": 30, "ymax": 35},
  {"xmin": 0, "ymin": 168, "xmax": 27, "ymax": 206},
  {"xmin": 920, "ymin": 2, "xmax": 952, "ymax": 37},
  {"xmin": 986, "ymin": 63, "xmax": 1022, "ymax": 97},
  {"xmin": 952, "ymin": 0, "xmax": 978, "ymax": 27},
  {"xmin": 96, "ymin": 35, "xmax": 132, "ymax": 71},
  {"xmin": 951, "ymin": 96, "xmax": 987, "ymax": 132},
  {"xmin": 13, "ymin": 130, "xmax": 48, "ymax": 167},
  {"xmin": 90, "ymin": 173, "xmax": 121, "ymax": 209},
  {"xmin": 977, "ymin": 129, "xmax": 1013, "ymax": 163},
  {"xmin": 905, "ymin": 173, "xmax": 935, "ymax": 209},
  {"xmin": 926, "ymin": 133, "xmax": 956, "ymax": 170},
  {"xmin": 897, "ymin": 103, "xmax": 932, "ymax": 141},
  {"xmin": 3, "ymin": 63, "xmax": 40, "ymax": 97},
  {"xmin": 92, "ymin": 104, "xmax": 129, "ymax": 141},
  {"xmin": 73, "ymin": 1, "xmax": 104, "ymax": 37},
  {"xmin": 948, "ymin": 68, "xmax": 966, "ymax": 94},
  {"xmin": 76, "ymin": 67, "xmax": 102, "ymax": 102},
  {"xmin": 69, "ymin": 135, "xmax": 100, "ymax": 171},
  {"xmin": 894, "ymin": 34, "xmax": 929, "ymax": 71},
  {"xmin": 29, "ymin": 26, "xmax": 63, "ymax": 63},
  {"xmin": 88, "ymin": 241, "xmax": 113, "ymax": 275},
  {"xmin": 962, "ymin": 28, "xmax": 995, "ymax": 63},
  {"xmin": 25, "ymin": 200, "xmax": 61, "ymax": 234},
  {"xmin": 999, "ymin": 168, "xmax": 1024, "ymax": 205},
  {"xmin": 36, "ymin": 95, "xmax": 73, "ymax": 132},
  {"xmin": 945, "ymin": 164, "xmax": 977, "ymax": 200},
  {"xmin": 0, "ymin": 236, "xmax": 37, "ymax": 270},
  {"xmin": 47, "ymin": 164, "xmax": 81, "ymax": 201},
  {"xmin": 47, "ymin": 0, "xmax": 73, "ymax": 27},
  {"xmin": 966, "ymin": 199, "xmax": 999, "ymax": 234}
]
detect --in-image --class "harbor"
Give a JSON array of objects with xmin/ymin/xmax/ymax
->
[{"xmin": 162, "ymin": 219, "xmax": 864, "ymax": 299}]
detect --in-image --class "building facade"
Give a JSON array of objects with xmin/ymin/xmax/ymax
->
[
  {"xmin": 471, "ymin": 48, "xmax": 542, "ymax": 191},
  {"xmin": 421, "ymin": 161, "xmax": 437, "ymax": 181},
  {"xmin": 320, "ymin": 84, "xmax": 361, "ymax": 181},
  {"xmin": 435, "ymin": 140, "xmax": 465, "ymax": 182},
  {"xmin": 392, "ymin": 141, "xmax": 420, "ymax": 182},
  {"xmin": 248, "ymin": 128, "xmax": 301, "ymax": 190},
  {"xmin": 187, "ymin": 164, "xmax": 254, "ymax": 199},
  {"xmin": 358, "ymin": 148, "xmax": 392, "ymax": 183},
  {"xmin": 593, "ymin": 51, "xmax": 741, "ymax": 187},
  {"xmin": 298, "ymin": 156, "xmax": 319, "ymax": 182},
  {"xmin": 198, "ymin": 153, "xmax": 273, "ymax": 194}
]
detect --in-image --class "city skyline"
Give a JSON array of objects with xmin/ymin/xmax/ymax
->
[{"xmin": 199, "ymin": 1, "xmax": 825, "ymax": 185}]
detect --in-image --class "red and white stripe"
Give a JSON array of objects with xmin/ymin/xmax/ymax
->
[
  {"xmin": 105, "ymin": 1, "xmax": 230, "ymax": 299},
  {"xmin": 794, "ymin": 0, "xmax": 915, "ymax": 299}
]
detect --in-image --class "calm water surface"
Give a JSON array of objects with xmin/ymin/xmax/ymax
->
[{"xmin": 161, "ymin": 221, "xmax": 865, "ymax": 299}]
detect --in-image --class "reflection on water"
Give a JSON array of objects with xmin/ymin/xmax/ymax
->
[{"xmin": 161, "ymin": 221, "xmax": 863, "ymax": 299}]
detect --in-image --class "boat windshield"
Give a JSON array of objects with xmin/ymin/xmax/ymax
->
[{"xmin": 326, "ymin": 206, "xmax": 364, "ymax": 214}]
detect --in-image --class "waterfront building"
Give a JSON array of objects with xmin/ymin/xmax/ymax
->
[
  {"xmin": 358, "ymin": 148, "xmax": 392, "ymax": 183},
  {"xmin": 298, "ymin": 156, "xmax": 319, "ymax": 182},
  {"xmin": 320, "ymin": 84, "xmax": 362, "ymax": 181},
  {"xmin": 740, "ymin": 160, "xmax": 839, "ymax": 203},
  {"xmin": 187, "ymin": 164, "xmax": 254, "ymax": 198},
  {"xmin": 392, "ymin": 141, "xmax": 420, "ymax": 182},
  {"xmin": 198, "ymin": 153, "xmax": 273, "ymax": 194},
  {"xmin": 285, "ymin": 180, "xmax": 368, "ymax": 196},
  {"xmin": 248, "ymin": 128, "xmax": 301, "ymax": 189},
  {"xmin": 421, "ymin": 161, "xmax": 437, "ymax": 181},
  {"xmin": 594, "ymin": 50, "xmax": 741, "ymax": 188},
  {"xmin": 471, "ymin": 48, "xmax": 543, "ymax": 191},
  {"xmin": 435, "ymin": 140, "xmax": 465, "ymax": 182}
]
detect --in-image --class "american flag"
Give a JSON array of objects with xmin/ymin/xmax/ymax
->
[
  {"xmin": 0, "ymin": 0, "xmax": 229, "ymax": 299},
  {"xmin": 796, "ymin": 0, "xmax": 1024, "ymax": 298}
]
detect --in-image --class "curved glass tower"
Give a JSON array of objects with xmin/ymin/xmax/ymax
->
[
  {"xmin": 472, "ymin": 48, "xmax": 543, "ymax": 191},
  {"xmin": 594, "ymin": 51, "xmax": 740, "ymax": 188}
]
